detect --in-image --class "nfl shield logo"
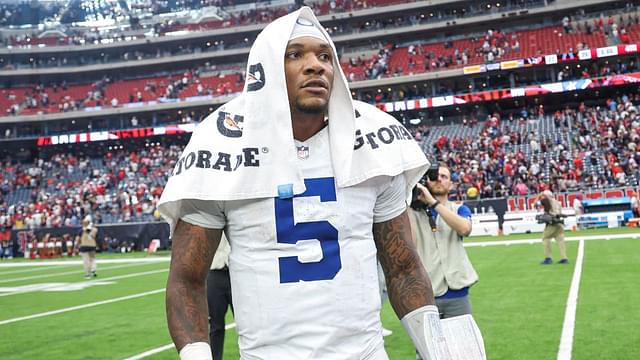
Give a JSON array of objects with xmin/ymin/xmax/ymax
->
[{"xmin": 297, "ymin": 145, "xmax": 309, "ymax": 160}]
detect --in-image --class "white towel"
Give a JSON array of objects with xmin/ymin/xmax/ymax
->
[{"xmin": 158, "ymin": 7, "xmax": 428, "ymax": 233}]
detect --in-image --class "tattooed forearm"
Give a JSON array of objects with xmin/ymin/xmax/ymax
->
[
  {"xmin": 166, "ymin": 219, "xmax": 222, "ymax": 351},
  {"xmin": 373, "ymin": 210, "xmax": 435, "ymax": 318}
]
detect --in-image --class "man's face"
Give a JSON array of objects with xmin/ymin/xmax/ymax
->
[
  {"xmin": 284, "ymin": 36, "xmax": 334, "ymax": 114},
  {"xmin": 427, "ymin": 167, "xmax": 452, "ymax": 196}
]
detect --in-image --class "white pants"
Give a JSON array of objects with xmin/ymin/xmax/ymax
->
[
  {"xmin": 367, "ymin": 343, "xmax": 390, "ymax": 360},
  {"xmin": 240, "ymin": 341, "xmax": 389, "ymax": 360},
  {"xmin": 80, "ymin": 251, "xmax": 96, "ymax": 275}
]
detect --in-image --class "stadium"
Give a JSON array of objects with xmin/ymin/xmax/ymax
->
[{"xmin": 0, "ymin": 0, "xmax": 639, "ymax": 359}]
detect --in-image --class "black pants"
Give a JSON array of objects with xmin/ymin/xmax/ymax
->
[{"xmin": 207, "ymin": 268, "xmax": 233, "ymax": 360}]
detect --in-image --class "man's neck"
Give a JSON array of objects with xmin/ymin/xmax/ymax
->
[
  {"xmin": 435, "ymin": 194, "xmax": 448, "ymax": 204},
  {"xmin": 292, "ymin": 112, "xmax": 326, "ymax": 141}
]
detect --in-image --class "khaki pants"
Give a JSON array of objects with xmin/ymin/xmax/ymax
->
[
  {"xmin": 542, "ymin": 224, "xmax": 567, "ymax": 260},
  {"xmin": 80, "ymin": 250, "xmax": 97, "ymax": 276}
]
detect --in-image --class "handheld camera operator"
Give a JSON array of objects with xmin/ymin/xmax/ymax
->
[
  {"xmin": 77, "ymin": 215, "xmax": 98, "ymax": 279},
  {"xmin": 535, "ymin": 190, "xmax": 569, "ymax": 265},
  {"xmin": 408, "ymin": 163, "xmax": 479, "ymax": 320}
]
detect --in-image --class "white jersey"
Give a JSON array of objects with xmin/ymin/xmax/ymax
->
[{"xmin": 181, "ymin": 127, "xmax": 406, "ymax": 359}]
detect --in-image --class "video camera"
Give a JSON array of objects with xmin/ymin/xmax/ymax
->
[
  {"xmin": 410, "ymin": 163, "xmax": 440, "ymax": 211},
  {"xmin": 409, "ymin": 162, "xmax": 443, "ymax": 233},
  {"xmin": 411, "ymin": 186, "xmax": 427, "ymax": 211},
  {"xmin": 535, "ymin": 213, "xmax": 565, "ymax": 225},
  {"xmin": 426, "ymin": 163, "xmax": 440, "ymax": 182}
]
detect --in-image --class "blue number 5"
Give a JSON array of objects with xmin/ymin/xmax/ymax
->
[{"xmin": 275, "ymin": 177, "xmax": 341, "ymax": 283}]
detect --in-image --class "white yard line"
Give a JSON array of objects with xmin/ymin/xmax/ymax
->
[
  {"xmin": 0, "ymin": 288, "xmax": 166, "ymax": 326},
  {"xmin": 123, "ymin": 344, "xmax": 175, "ymax": 360},
  {"xmin": 123, "ymin": 323, "xmax": 237, "ymax": 360},
  {"xmin": 557, "ymin": 239, "xmax": 585, "ymax": 360},
  {"xmin": 0, "ymin": 268, "xmax": 169, "ymax": 297},
  {"xmin": 0, "ymin": 262, "xmax": 157, "ymax": 284},
  {"xmin": 464, "ymin": 232, "xmax": 639, "ymax": 247},
  {"xmin": 0, "ymin": 257, "xmax": 170, "ymax": 268},
  {"xmin": 0, "ymin": 264, "xmax": 77, "ymax": 275}
]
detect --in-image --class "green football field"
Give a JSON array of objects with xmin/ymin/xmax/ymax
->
[{"xmin": 1, "ymin": 228, "xmax": 638, "ymax": 360}]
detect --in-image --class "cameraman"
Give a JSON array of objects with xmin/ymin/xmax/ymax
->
[
  {"xmin": 537, "ymin": 191, "xmax": 568, "ymax": 265},
  {"xmin": 409, "ymin": 163, "xmax": 478, "ymax": 323},
  {"xmin": 77, "ymin": 215, "xmax": 98, "ymax": 278}
]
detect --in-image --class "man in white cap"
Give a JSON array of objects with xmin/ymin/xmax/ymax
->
[
  {"xmin": 162, "ymin": 7, "xmax": 452, "ymax": 360},
  {"xmin": 77, "ymin": 215, "xmax": 98, "ymax": 278}
]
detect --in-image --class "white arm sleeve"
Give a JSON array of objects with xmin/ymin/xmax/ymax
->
[
  {"xmin": 179, "ymin": 342, "xmax": 212, "ymax": 360},
  {"xmin": 373, "ymin": 175, "xmax": 408, "ymax": 223},
  {"xmin": 401, "ymin": 305, "xmax": 452, "ymax": 360},
  {"xmin": 179, "ymin": 199, "xmax": 226, "ymax": 229}
]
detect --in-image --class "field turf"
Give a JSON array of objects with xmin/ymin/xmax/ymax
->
[{"xmin": 0, "ymin": 228, "xmax": 638, "ymax": 359}]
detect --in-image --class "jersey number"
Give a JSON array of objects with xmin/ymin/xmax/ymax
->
[{"xmin": 275, "ymin": 177, "xmax": 341, "ymax": 283}]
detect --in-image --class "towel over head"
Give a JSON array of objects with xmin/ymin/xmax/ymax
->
[{"xmin": 158, "ymin": 7, "xmax": 429, "ymax": 233}]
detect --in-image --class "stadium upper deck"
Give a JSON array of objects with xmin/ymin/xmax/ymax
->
[
  {"xmin": 1, "ymin": 0, "xmax": 633, "ymax": 119},
  {"xmin": 0, "ymin": 0, "xmax": 614, "ymax": 77}
]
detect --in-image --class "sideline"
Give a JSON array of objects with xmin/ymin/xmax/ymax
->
[
  {"xmin": 0, "ymin": 288, "xmax": 166, "ymax": 326},
  {"xmin": 122, "ymin": 323, "xmax": 237, "ymax": 360},
  {"xmin": 557, "ymin": 239, "xmax": 585, "ymax": 360}
]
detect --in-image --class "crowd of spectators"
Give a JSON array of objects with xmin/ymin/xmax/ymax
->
[
  {"xmin": 563, "ymin": 9, "xmax": 640, "ymax": 46},
  {"xmin": 2, "ymin": 1, "xmax": 638, "ymax": 113},
  {"xmin": 3, "ymin": 0, "xmax": 635, "ymax": 77},
  {"xmin": 3, "ymin": 65, "xmax": 242, "ymax": 117},
  {"xmin": 344, "ymin": 44, "xmax": 393, "ymax": 81},
  {"xmin": 351, "ymin": 56, "xmax": 639, "ymax": 104},
  {"xmin": 2, "ymin": 107, "xmax": 207, "ymax": 140},
  {"xmin": 0, "ymin": 144, "xmax": 182, "ymax": 231},
  {"xmin": 477, "ymin": 29, "xmax": 518, "ymax": 63},
  {"xmin": 412, "ymin": 94, "xmax": 640, "ymax": 200},
  {"xmin": 2, "ymin": 93, "xmax": 639, "ymax": 229},
  {"xmin": 568, "ymin": 94, "xmax": 639, "ymax": 188},
  {"xmin": 3, "ymin": 49, "xmax": 638, "ymax": 119},
  {"xmin": 7, "ymin": 5, "xmax": 638, "ymax": 115},
  {"xmin": 3, "ymin": 43, "xmax": 639, "ymax": 120}
]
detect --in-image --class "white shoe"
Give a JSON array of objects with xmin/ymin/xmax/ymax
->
[{"xmin": 382, "ymin": 328, "xmax": 393, "ymax": 337}]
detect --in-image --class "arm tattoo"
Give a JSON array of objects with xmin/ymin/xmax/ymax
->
[
  {"xmin": 373, "ymin": 210, "xmax": 435, "ymax": 318},
  {"xmin": 166, "ymin": 219, "xmax": 222, "ymax": 351}
]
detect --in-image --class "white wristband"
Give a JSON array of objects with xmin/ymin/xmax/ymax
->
[
  {"xmin": 179, "ymin": 342, "xmax": 212, "ymax": 360},
  {"xmin": 401, "ymin": 305, "xmax": 452, "ymax": 360}
]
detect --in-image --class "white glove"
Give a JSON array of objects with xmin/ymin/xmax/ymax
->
[
  {"xmin": 179, "ymin": 342, "xmax": 212, "ymax": 360},
  {"xmin": 401, "ymin": 305, "xmax": 452, "ymax": 360}
]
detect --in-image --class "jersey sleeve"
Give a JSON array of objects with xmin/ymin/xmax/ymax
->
[
  {"xmin": 457, "ymin": 204, "xmax": 472, "ymax": 220},
  {"xmin": 373, "ymin": 175, "xmax": 407, "ymax": 223},
  {"xmin": 179, "ymin": 199, "xmax": 226, "ymax": 229}
]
